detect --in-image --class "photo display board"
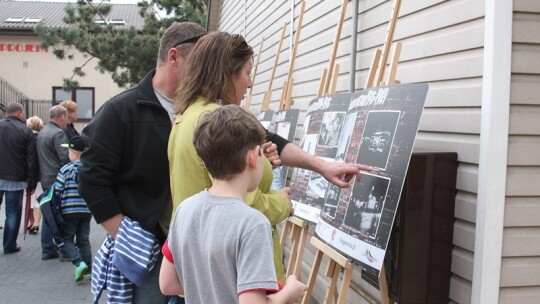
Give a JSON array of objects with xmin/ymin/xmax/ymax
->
[
  {"xmin": 290, "ymin": 93, "xmax": 355, "ymax": 222},
  {"xmin": 257, "ymin": 110, "xmax": 274, "ymax": 130},
  {"xmin": 267, "ymin": 109, "xmax": 299, "ymax": 189},
  {"xmin": 290, "ymin": 83, "xmax": 429, "ymax": 273}
]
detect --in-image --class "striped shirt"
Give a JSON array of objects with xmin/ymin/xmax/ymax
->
[
  {"xmin": 91, "ymin": 216, "xmax": 161, "ymax": 304},
  {"xmin": 53, "ymin": 160, "xmax": 91, "ymax": 215},
  {"xmin": 0, "ymin": 179, "xmax": 26, "ymax": 191}
]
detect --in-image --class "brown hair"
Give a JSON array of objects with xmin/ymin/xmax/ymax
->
[
  {"xmin": 157, "ymin": 22, "xmax": 206, "ymax": 64},
  {"xmin": 174, "ymin": 32, "xmax": 253, "ymax": 114},
  {"xmin": 26, "ymin": 116, "xmax": 44, "ymax": 131},
  {"xmin": 59, "ymin": 100, "xmax": 77, "ymax": 113},
  {"xmin": 193, "ymin": 105, "xmax": 265, "ymax": 180}
]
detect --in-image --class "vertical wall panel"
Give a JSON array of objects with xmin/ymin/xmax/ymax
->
[{"xmin": 212, "ymin": 0, "xmax": 540, "ymax": 302}]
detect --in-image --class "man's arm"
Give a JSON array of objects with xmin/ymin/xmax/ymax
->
[
  {"xmin": 53, "ymin": 131, "xmax": 70, "ymax": 165},
  {"xmin": 78, "ymin": 102, "xmax": 124, "ymax": 236},
  {"xmin": 280, "ymin": 143, "xmax": 372, "ymax": 188}
]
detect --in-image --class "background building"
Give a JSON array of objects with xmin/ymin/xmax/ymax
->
[
  {"xmin": 0, "ymin": 0, "xmax": 144, "ymax": 129},
  {"xmin": 210, "ymin": 0, "xmax": 540, "ymax": 303}
]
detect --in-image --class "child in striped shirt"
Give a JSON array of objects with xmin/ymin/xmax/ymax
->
[{"xmin": 54, "ymin": 135, "xmax": 92, "ymax": 282}]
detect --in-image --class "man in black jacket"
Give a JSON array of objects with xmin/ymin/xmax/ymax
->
[
  {"xmin": 0, "ymin": 102, "xmax": 38, "ymax": 254},
  {"xmin": 79, "ymin": 22, "xmax": 207, "ymax": 304}
]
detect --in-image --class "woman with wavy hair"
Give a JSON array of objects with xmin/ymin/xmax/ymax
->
[{"xmin": 168, "ymin": 32, "xmax": 291, "ymax": 282}]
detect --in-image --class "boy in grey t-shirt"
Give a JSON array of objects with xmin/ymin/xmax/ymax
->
[{"xmin": 159, "ymin": 105, "xmax": 306, "ymax": 304}]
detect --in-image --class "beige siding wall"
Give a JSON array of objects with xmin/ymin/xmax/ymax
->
[
  {"xmin": 499, "ymin": 1, "xmax": 540, "ymax": 303},
  {"xmin": 216, "ymin": 0, "xmax": 540, "ymax": 303}
]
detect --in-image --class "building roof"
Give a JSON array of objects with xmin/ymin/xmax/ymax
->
[{"xmin": 0, "ymin": 1, "xmax": 145, "ymax": 33}]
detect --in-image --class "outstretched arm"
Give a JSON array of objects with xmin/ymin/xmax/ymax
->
[{"xmin": 280, "ymin": 143, "xmax": 372, "ymax": 188}]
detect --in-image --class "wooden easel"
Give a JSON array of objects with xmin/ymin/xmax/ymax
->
[
  {"xmin": 244, "ymin": 36, "xmax": 265, "ymax": 110},
  {"xmin": 278, "ymin": 0, "xmax": 305, "ymax": 110},
  {"xmin": 301, "ymin": 0, "xmax": 403, "ymax": 303},
  {"xmin": 279, "ymin": 0, "xmax": 347, "ymax": 282},
  {"xmin": 261, "ymin": 23, "xmax": 288, "ymax": 111},
  {"xmin": 273, "ymin": 0, "xmax": 308, "ymax": 280},
  {"xmin": 301, "ymin": 237, "xmax": 354, "ymax": 304}
]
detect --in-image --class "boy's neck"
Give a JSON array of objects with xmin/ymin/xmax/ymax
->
[{"xmin": 208, "ymin": 175, "xmax": 250, "ymax": 199}]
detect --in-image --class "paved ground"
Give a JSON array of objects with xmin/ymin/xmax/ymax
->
[
  {"xmin": 0, "ymin": 208, "xmax": 106, "ymax": 304},
  {"xmin": 0, "ymin": 208, "xmax": 320, "ymax": 304}
]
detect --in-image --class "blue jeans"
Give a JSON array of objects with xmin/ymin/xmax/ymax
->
[
  {"xmin": 1, "ymin": 190, "xmax": 23, "ymax": 253},
  {"xmin": 62, "ymin": 216, "xmax": 92, "ymax": 266},
  {"xmin": 132, "ymin": 253, "xmax": 169, "ymax": 304},
  {"xmin": 168, "ymin": 296, "xmax": 185, "ymax": 304},
  {"xmin": 41, "ymin": 215, "xmax": 58, "ymax": 256}
]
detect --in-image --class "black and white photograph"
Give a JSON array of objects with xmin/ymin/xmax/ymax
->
[
  {"xmin": 306, "ymin": 171, "xmax": 329, "ymax": 209},
  {"xmin": 271, "ymin": 166, "xmax": 285, "ymax": 190},
  {"xmin": 343, "ymin": 172, "xmax": 390, "ymax": 239},
  {"xmin": 269, "ymin": 109, "xmax": 299, "ymax": 189},
  {"xmin": 276, "ymin": 121, "xmax": 291, "ymax": 139},
  {"xmin": 335, "ymin": 112, "xmax": 357, "ymax": 162},
  {"xmin": 299, "ymin": 114, "xmax": 311, "ymax": 147},
  {"xmin": 302, "ymin": 133, "xmax": 318, "ymax": 155},
  {"xmin": 356, "ymin": 111, "xmax": 400, "ymax": 170},
  {"xmin": 317, "ymin": 111, "xmax": 346, "ymax": 147},
  {"xmin": 323, "ymin": 184, "xmax": 342, "ymax": 218},
  {"xmin": 256, "ymin": 110, "xmax": 274, "ymax": 129}
]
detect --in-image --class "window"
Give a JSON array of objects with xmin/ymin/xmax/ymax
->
[{"xmin": 53, "ymin": 87, "xmax": 95, "ymax": 121}]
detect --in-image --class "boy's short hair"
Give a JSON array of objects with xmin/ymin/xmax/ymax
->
[{"xmin": 193, "ymin": 105, "xmax": 265, "ymax": 180}]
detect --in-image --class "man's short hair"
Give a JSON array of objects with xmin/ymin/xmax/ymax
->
[
  {"xmin": 193, "ymin": 105, "xmax": 265, "ymax": 180},
  {"xmin": 50, "ymin": 105, "xmax": 67, "ymax": 119},
  {"xmin": 157, "ymin": 22, "xmax": 206, "ymax": 63},
  {"xmin": 59, "ymin": 100, "xmax": 77, "ymax": 113},
  {"xmin": 6, "ymin": 102, "xmax": 23, "ymax": 115}
]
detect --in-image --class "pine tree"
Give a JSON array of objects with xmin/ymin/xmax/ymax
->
[{"xmin": 35, "ymin": 0, "xmax": 208, "ymax": 89}]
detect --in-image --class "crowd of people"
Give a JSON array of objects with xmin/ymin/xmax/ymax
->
[{"xmin": 0, "ymin": 21, "xmax": 371, "ymax": 304}]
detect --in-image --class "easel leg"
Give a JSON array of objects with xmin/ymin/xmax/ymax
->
[
  {"xmin": 379, "ymin": 265, "xmax": 393, "ymax": 304},
  {"xmin": 286, "ymin": 225, "xmax": 301, "ymax": 276},
  {"xmin": 301, "ymin": 249, "xmax": 323, "ymax": 304},
  {"xmin": 293, "ymin": 225, "xmax": 309, "ymax": 279},
  {"xmin": 324, "ymin": 260, "xmax": 340, "ymax": 304},
  {"xmin": 280, "ymin": 221, "xmax": 291, "ymax": 250},
  {"xmin": 337, "ymin": 265, "xmax": 353, "ymax": 304}
]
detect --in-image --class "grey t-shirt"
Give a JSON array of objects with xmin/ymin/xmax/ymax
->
[{"xmin": 168, "ymin": 190, "xmax": 279, "ymax": 304}]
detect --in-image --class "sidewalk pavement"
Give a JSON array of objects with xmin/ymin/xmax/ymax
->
[{"xmin": 0, "ymin": 209, "xmax": 106, "ymax": 304}]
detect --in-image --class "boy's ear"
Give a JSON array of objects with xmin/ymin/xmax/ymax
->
[{"xmin": 246, "ymin": 146, "xmax": 260, "ymax": 169}]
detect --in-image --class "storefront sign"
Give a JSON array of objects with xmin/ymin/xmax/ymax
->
[{"xmin": 0, "ymin": 43, "xmax": 48, "ymax": 52}]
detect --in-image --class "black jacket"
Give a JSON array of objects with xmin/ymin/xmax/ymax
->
[
  {"xmin": 0, "ymin": 115, "xmax": 38, "ymax": 189},
  {"xmin": 64, "ymin": 123, "xmax": 79, "ymax": 139},
  {"xmin": 79, "ymin": 70, "xmax": 171, "ymax": 238}
]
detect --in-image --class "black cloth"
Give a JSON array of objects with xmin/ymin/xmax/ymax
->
[
  {"xmin": 265, "ymin": 130, "xmax": 289, "ymax": 155},
  {"xmin": 38, "ymin": 187, "xmax": 64, "ymax": 248},
  {"xmin": 78, "ymin": 69, "xmax": 170, "ymax": 239},
  {"xmin": 64, "ymin": 123, "xmax": 79, "ymax": 139},
  {"xmin": 0, "ymin": 115, "xmax": 39, "ymax": 189}
]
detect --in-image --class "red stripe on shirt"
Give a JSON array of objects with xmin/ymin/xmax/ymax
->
[{"xmin": 162, "ymin": 239, "xmax": 174, "ymax": 263}]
